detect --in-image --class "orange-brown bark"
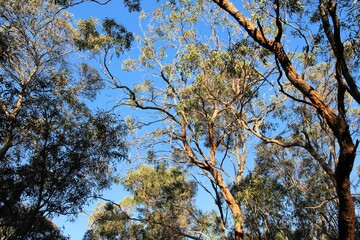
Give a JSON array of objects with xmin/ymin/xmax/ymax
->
[{"xmin": 211, "ymin": 1, "xmax": 357, "ymax": 239}]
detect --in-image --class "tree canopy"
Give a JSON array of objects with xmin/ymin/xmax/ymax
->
[
  {"xmin": 1, "ymin": 0, "xmax": 359, "ymax": 239},
  {"xmin": 84, "ymin": 164, "xmax": 222, "ymax": 240},
  {"xmin": 0, "ymin": 1, "xmax": 128, "ymax": 238}
]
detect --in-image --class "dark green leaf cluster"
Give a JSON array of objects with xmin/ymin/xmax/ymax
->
[
  {"xmin": 0, "ymin": 1, "xmax": 128, "ymax": 239},
  {"xmin": 0, "ymin": 205, "xmax": 69, "ymax": 240},
  {"xmin": 102, "ymin": 18, "xmax": 134, "ymax": 55},
  {"xmin": 0, "ymin": 31, "xmax": 10, "ymax": 63},
  {"xmin": 52, "ymin": 0, "xmax": 71, "ymax": 5},
  {"xmin": 75, "ymin": 18, "xmax": 134, "ymax": 56},
  {"xmin": 122, "ymin": 0, "xmax": 176, "ymax": 12},
  {"xmin": 123, "ymin": 0, "xmax": 141, "ymax": 12}
]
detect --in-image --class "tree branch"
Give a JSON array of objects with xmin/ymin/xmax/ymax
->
[{"xmin": 305, "ymin": 196, "xmax": 337, "ymax": 210}]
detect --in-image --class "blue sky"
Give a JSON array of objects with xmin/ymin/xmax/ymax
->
[{"xmin": 54, "ymin": 1, "xmax": 141, "ymax": 239}]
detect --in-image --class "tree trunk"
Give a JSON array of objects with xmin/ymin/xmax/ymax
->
[
  {"xmin": 336, "ymin": 141, "xmax": 357, "ymax": 240},
  {"xmin": 210, "ymin": 166, "xmax": 244, "ymax": 240},
  {"xmin": 211, "ymin": 0, "xmax": 357, "ymax": 238},
  {"xmin": 222, "ymin": 186, "xmax": 243, "ymax": 240},
  {"xmin": 336, "ymin": 176, "xmax": 355, "ymax": 240}
]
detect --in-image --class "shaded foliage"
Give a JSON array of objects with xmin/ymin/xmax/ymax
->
[
  {"xmin": 75, "ymin": 17, "xmax": 133, "ymax": 56},
  {"xmin": 0, "ymin": 0, "xmax": 127, "ymax": 238},
  {"xmin": 240, "ymin": 143, "xmax": 340, "ymax": 239}
]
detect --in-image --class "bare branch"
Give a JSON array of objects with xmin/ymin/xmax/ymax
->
[{"xmin": 305, "ymin": 196, "xmax": 337, "ymax": 210}]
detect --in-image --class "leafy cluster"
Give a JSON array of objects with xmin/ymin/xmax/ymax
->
[
  {"xmin": 76, "ymin": 17, "xmax": 134, "ymax": 56},
  {"xmin": 0, "ymin": 1, "xmax": 128, "ymax": 238},
  {"xmin": 85, "ymin": 164, "xmax": 221, "ymax": 239}
]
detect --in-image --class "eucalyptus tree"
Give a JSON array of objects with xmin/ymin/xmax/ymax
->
[
  {"xmin": 0, "ymin": 0, "xmax": 129, "ymax": 238},
  {"xmin": 91, "ymin": 1, "xmax": 279, "ymax": 239},
  {"xmin": 84, "ymin": 164, "xmax": 221, "ymax": 240},
  {"xmin": 239, "ymin": 143, "xmax": 341, "ymax": 239},
  {"xmin": 204, "ymin": 1, "xmax": 360, "ymax": 239}
]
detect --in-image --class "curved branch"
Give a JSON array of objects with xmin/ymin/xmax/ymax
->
[
  {"xmin": 305, "ymin": 196, "xmax": 337, "ymax": 210},
  {"xmin": 319, "ymin": 0, "xmax": 360, "ymax": 105},
  {"xmin": 212, "ymin": 0, "xmax": 340, "ymax": 137},
  {"xmin": 274, "ymin": 0, "xmax": 282, "ymax": 43}
]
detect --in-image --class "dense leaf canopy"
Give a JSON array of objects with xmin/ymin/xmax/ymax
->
[{"xmin": 0, "ymin": 1, "xmax": 128, "ymax": 238}]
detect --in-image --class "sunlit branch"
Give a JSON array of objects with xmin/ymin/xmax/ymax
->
[{"xmin": 305, "ymin": 196, "xmax": 337, "ymax": 210}]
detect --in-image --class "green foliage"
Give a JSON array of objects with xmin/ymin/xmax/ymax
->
[
  {"xmin": 123, "ymin": 0, "xmax": 141, "ymax": 12},
  {"xmin": 0, "ymin": 1, "xmax": 128, "ymax": 238},
  {"xmin": 85, "ymin": 164, "xmax": 220, "ymax": 239},
  {"xmin": 0, "ymin": 209, "xmax": 69, "ymax": 240},
  {"xmin": 48, "ymin": 0, "xmax": 71, "ymax": 6},
  {"xmin": 77, "ymin": 63, "xmax": 105, "ymax": 100},
  {"xmin": 239, "ymin": 143, "xmax": 340, "ymax": 239},
  {"xmin": 75, "ymin": 17, "xmax": 134, "ymax": 56}
]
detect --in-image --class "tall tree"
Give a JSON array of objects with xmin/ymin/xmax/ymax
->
[
  {"xmin": 98, "ymin": 1, "xmax": 275, "ymax": 239},
  {"xmin": 84, "ymin": 164, "xmax": 221, "ymax": 240},
  {"xmin": 0, "ymin": 0, "xmax": 128, "ymax": 238},
  {"xmin": 206, "ymin": 0, "xmax": 359, "ymax": 239}
]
